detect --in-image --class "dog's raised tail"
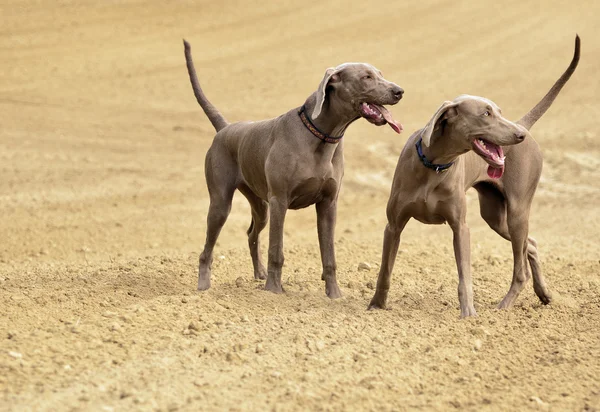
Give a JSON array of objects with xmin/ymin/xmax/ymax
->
[
  {"xmin": 517, "ymin": 35, "xmax": 580, "ymax": 130},
  {"xmin": 183, "ymin": 40, "xmax": 228, "ymax": 132}
]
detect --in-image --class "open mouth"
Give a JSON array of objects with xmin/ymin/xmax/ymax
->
[
  {"xmin": 472, "ymin": 138, "xmax": 505, "ymax": 179},
  {"xmin": 359, "ymin": 102, "xmax": 403, "ymax": 134}
]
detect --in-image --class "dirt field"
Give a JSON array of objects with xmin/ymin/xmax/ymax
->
[{"xmin": 1, "ymin": 1, "xmax": 599, "ymax": 411}]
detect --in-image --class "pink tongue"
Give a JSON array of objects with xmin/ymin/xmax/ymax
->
[
  {"xmin": 375, "ymin": 105, "xmax": 403, "ymax": 134},
  {"xmin": 487, "ymin": 165, "xmax": 504, "ymax": 179}
]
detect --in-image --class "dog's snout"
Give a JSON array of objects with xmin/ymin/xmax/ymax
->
[{"xmin": 393, "ymin": 86, "xmax": 404, "ymax": 100}]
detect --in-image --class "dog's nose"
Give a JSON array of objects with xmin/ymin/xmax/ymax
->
[
  {"xmin": 393, "ymin": 87, "xmax": 404, "ymax": 100},
  {"xmin": 515, "ymin": 131, "xmax": 526, "ymax": 142}
]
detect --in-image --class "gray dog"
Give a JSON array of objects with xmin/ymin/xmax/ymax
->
[
  {"xmin": 184, "ymin": 40, "xmax": 404, "ymax": 297},
  {"xmin": 369, "ymin": 36, "xmax": 580, "ymax": 317}
]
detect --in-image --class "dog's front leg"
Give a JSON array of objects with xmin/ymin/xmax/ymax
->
[
  {"xmin": 368, "ymin": 222, "xmax": 402, "ymax": 310},
  {"xmin": 316, "ymin": 198, "xmax": 342, "ymax": 298},
  {"xmin": 450, "ymin": 220, "xmax": 477, "ymax": 317},
  {"xmin": 264, "ymin": 197, "xmax": 287, "ymax": 294},
  {"xmin": 369, "ymin": 212, "xmax": 410, "ymax": 310}
]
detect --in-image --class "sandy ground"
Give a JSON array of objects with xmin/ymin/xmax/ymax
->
[{"xmin": 1, "ymin": 1, "xmax": 600, "ymax": 410}]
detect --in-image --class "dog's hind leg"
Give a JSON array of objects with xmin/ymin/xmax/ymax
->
[
  {"xmin": 524, "ymin": 236, "xmax": 551, "ymax": 304},
  {"xmin": 238, "ymin": 184, "xmax": 268, "ymax": 280},
  {"xmin": 198, "ymin": 146, "xmax": 239, "ymax": 291},
  {"xmin": 475, "ymin": 183, "xmax": 551, "ymax": 307}
]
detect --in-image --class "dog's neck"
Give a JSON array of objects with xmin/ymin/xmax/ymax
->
[
  {"xmin": 419, "ymin": 127, "xmax": 467, "ymax": 166},
  {"xmin": 303, "ymin": 93, "xmax": 357, "ymax": 138}
]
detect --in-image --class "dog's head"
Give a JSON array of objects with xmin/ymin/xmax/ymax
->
[
  {"xmin": 421, "ymin": 95, "xmax": 529, "ymax": 178},
  {"xmin": 312, "ymin": 63, "xmax": 404, "ymax": 134}
]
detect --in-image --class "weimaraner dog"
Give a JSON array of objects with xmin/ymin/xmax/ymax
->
[
  {"xmin": 369, "ymin": 36, "xmax": 580, "ymax": 317},
  {"xmin": 183, "ymin": 40, "xmax": 404, "ymax": 297}
]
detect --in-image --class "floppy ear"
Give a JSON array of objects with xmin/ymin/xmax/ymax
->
[
  {"xmin": 312, "ymin": 67, "xmax": 342, "ymax": 119},
  {"xmin": 421, "ymin": 101, "xmax": 459, "ymax": 147}
]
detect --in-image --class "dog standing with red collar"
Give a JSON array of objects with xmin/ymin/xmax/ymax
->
[{"xmin": 184, "ymin": 40, "xmax": 404, "ymax": 297}]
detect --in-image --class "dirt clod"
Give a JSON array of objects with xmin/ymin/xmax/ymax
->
[{"xmin": 358, "ymin": 262, "xmax": 372, "ymax": 271}]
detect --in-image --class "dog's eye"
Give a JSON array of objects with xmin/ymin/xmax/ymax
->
[
  {"xmin": 362, "ymin": 75, "xmax": 372, "ymax": 80},
  {"xmin": 483, "ymin": 110, "xmax": 490, "ymax": 117}
]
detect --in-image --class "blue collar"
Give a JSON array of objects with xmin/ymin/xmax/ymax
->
[{"xmin": 415, "ymin": 137, "xmax": 454, "ymax": 173}]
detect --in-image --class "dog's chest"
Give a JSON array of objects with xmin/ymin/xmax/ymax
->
[
  {"xmin": 288, "ymin": 168, "xmax": 339, "ymax": 210},
  {"xmin": 411, "ymin": 201, "xmax": 447, "ymax": 225},
  {"xmin": 406, "ymin": 186, "xmax": 459, "ymax": 225}
]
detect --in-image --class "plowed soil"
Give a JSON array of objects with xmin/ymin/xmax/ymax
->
[{"xmin": 1, "ymin": 1, "xmax": 599, "ymax": 411}]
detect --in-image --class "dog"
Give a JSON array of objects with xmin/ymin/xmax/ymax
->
[
  {"xmin": 184, "ymin": 40, "xmax": 404, "ymax": 297},
  {"xmin": 368, "ymin": 36, "xmax": 580, "ymax": 317}
]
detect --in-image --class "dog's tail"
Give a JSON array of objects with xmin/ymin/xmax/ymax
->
[
  {"xmin": 183, "ymin": 40, "xmax": 228, "ymax": 132},
  {"xmin": 517, "ymin": 35, "xmax": 580, "ymax": 130}
]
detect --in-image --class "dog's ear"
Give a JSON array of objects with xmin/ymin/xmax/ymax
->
[
  {"xmin": 421, "ymin": 101, "xmax": 459, "ymax": 147},
  {"xmin": 312, "ymin": 67, "xmax": 342, "ymax": 119}
]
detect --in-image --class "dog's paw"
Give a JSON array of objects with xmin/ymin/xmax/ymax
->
[
  {"xmin": 197, "ymin": 277, "xmax": 211, "ymax": 291},
  {"xmin": 534, "ymin": 284, "xmax": 552, "ymax": 305},
  {"xmin": 326, "ymin": 283, "xmax": 343, "ymax": 299},
  {"xmin": 367, "ymin": 299, "xmax": 387, "ymax": 311},
  {"xmin": 254, "ymin": 267, "xmax": 267, "ymax": 281},
  {"xmin": 264, "ymin": 278, "xmax": 284, "ymax": 294},
  {"xmin": 367, "ymin": 291, "xmax": 389, "ymax": 310},
  {"xmin": 460, "ymin": 306, "xmax": 478, "ymax": 318}
]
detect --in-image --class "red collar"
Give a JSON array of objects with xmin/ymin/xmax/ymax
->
[{"xmin": 298, "ymin": 105, "xmax": 343, "ymax": 144}]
